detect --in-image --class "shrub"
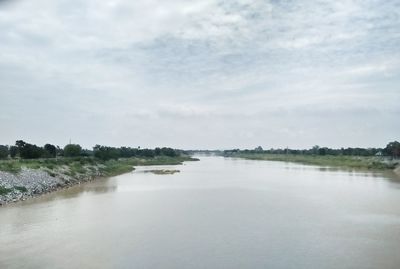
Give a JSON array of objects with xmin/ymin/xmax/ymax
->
[{"xmin": 64, "ymin": 144, "xmax": 82, "ymax": 157}]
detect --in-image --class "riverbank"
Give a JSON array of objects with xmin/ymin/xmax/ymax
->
[
  {"xmin": 226, "ymin": 153, "xmax": 399, "ymax": 172},
  {"xmin": 0, "ymin": 156, "xmax": 198, "ymax": 205}
]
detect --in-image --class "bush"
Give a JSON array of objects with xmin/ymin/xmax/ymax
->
[
  {"xmin": 0, "ymin": 186, "xmax": 12, "ymax": 195},
  {"xmin": 64, "ymin": 144, "xmax": 82, "ymax": 157},
  {"xmin": 14, "ymin": 186, "xmax": 28, "ymax": 192}
]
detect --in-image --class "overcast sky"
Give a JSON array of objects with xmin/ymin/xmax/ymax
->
[{"xmin": 0, "ymin": 0, "xmax": 399, "ymax": 149}]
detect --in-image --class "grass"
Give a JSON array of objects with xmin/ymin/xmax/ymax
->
[
  {"xmin": 0, "ymin": 161, "xmax": 22, "ymax": 173},
  {"xmin": 0, "ymin": 186, "xmax": 12, "ymax": 195},
  {"xmin": 125, "ymin": 156, "xmax": 198, "ymax": 166},
  {"xmin": 14, "ymin": 186, "xmax": 28, "ymax": 192},
  {"xmin": 98, "ymin": 159, "xmax": 136, "ymax": 176},
  {"xmin": 229, "ymin": 153, "xmax": 398, "ymax": 170},
  {"xmin": 0, "ymin": 155, "xmax": 198, "ymax": 179}
]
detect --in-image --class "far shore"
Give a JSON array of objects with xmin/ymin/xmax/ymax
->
[{"xmin": 225, "ymin": 153, "xmax": 400, "ymax": 175}]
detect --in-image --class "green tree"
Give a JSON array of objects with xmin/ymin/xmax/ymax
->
[
  {"xmin": 312, "ymin": 145, "xmax": 320, "ymax": 155},
  {"xmin": 44, "ymin": 144, "xmax": 57, "ymax": 158},
  {"xmin": 0, "ymin": 145, "xmax": 9, "ymax": 159},
  {"xmin": 9, "ymin": 146, "xmax": 18, "ymax": 158},
  {"xmin": 15, "ymin": 140, "xmax": 45, "ymax": 159},
  {"xmin": 384, "ymin": 141, "xmax": 400, "ymax": 158},
  {"xmin": 64, "ymin": 144, "xmax": 82, "ymax": 157},
  {"xmin": 93, "ymin": 145, "xmax": 119, "ymax": 160}
]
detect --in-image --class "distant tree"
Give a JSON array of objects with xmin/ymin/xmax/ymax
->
[
  {"xmin": 56, "ymin": 146, "xmax": 63, "ymax": 157},
  {"xmin": 384, "ymin": 141, "xmax": 400, "ymax": 158},
  {"xmin": 255, "ymin": 146, "xmax": 263, "ymax": 152},
  {"xmin": 64, "ymin": 144, "xmax": 82, "ymax": 157},
  {"xmin": 44, "ymin": 144, "xmax": 57, "ymax": 158},
  {"xmin": 9, "ymin": 146, "xmax": 18, "ymax": 158},
  {"xmin": 15, "ymin": 140, "xmax": 45, "ymax": 159},
  {"xmin": 119, "ymin": 147, "xmax": 137, "ymax": 158},
  {"xmin": 93, "ymin": 145, "xmax": 119, "ymax": 160},
  {"xmin": 140, "ymin": 149, "xmax": 155, "ymax": 158},
  {"xmin": 312, "ymin": 145, "xmax": 320, "ymax": 155},
  {"xmin": 0, "ymin": 145, "xmax": 9, "ymax": 159},
  {"xmin": 15, "ymin": 140, "xmax": 26, "ymax": 150},
  {"xmin": 318, "ymin": 147, "xmax": 328, "ymax": 156},
  {"xmin": 160, "ymin": 147, "xmax": 177, "ymax": 157}
]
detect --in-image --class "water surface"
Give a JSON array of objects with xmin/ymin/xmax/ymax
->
[{"xmin": 1, "ymin": 157, "xmax": 400, "ymax": 269}]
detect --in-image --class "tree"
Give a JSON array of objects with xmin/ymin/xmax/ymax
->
[
  {"xmin": 15, "ymin": 140, "xmax": 45, "ymax": 159},
  {"xmin": 140, "ymin": 149, "xmax": 155, "ymax": 158},
  {"xmin": 318, "ymin": 147, "xmax": 328, "ymax": 156},
  {"xmin": 15, "ymin": 140, "xmax": 26, "ymax": 150},
  {"xmin": 56, "ymin": 146, "xmax": 63, "ymax": 157},
  {"xmin": 44, "ymin": 144, "xmax": 57, "ymax": 158},
  {"xmin": 160, "ymin": 147, "xmax": 177, "ymax": 157},
  {"xmin": 64, "ymin": 144, "xmax": 82, "ymax": 157},
  {"xmin": 0, "ymin": 145, "xmax": 9, "ymax": 159},
  {"xmin": 255, "ymin": 146, "xmax": 263, "ymax": 152},
  {"xmin": 312, "ymin": 145, "xmax": 320, "ymax": 155},
  {"xmin": 384, "ymin": 141, "xmax": 400, "ymax": 158},
  {"xmin": 93, "ymin": 145, "xmax": 119, "ymax": 160},
  {"xmin": 9, "ymin": 146, "xmax": 18, "ymax": 158}
]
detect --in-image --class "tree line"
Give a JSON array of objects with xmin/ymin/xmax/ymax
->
[
  {"xmin": 224, "ymin": 141, "xmax": 400, "ymax": 158},
  {"xmin": 0, "ymin": 140, "xmax": 180, "ymax": 160}
]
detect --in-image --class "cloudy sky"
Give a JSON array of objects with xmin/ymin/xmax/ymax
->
[{"xmin": 0, "ymin": 0, "xmax": 399, "ymax": 149}]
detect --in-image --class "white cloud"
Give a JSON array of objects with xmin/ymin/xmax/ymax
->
[{"xmin": 0, "ymin": 0, "xmax": 399, "ymax": 148}]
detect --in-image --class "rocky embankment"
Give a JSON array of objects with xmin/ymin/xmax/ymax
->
[{"xmin": 0, "ymin": 167, "xmax": 102, "ymax": 205}]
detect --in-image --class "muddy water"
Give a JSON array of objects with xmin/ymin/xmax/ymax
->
[{"xmin": 1, "ymin": 157, "xmax": 400, "ymax": 269}]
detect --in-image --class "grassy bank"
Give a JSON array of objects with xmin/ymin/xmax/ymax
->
[
  {"xmin": 0, "ymin": 155, "xmax": 198, "ymax": 204},
  {"xmin": 0, "ymin": 155, "xmax": 198, "ymax": 176},
  {"xmin": 227, "ymin": 153, "xmax": 398, "ymax": 170}
]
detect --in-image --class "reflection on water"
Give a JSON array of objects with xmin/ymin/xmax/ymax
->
[{"xmin": 1, "ymin": 157, "xmax": 400, "ymax": 269}]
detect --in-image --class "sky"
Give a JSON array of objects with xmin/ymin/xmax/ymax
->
[{"xmin": 0, "ymin": 0, "xmax": 399, "ymax": 149}]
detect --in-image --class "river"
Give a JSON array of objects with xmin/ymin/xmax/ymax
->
[{"xmin": 1, "ymin": 156, "xmax": 400, "ymax": 269}]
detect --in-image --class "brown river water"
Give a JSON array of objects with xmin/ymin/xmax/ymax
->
[{"xmin": 1, "ymin": 156, "xmax": 400, "ymax": 269}]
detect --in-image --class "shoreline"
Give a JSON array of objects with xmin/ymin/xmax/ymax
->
[
  {"xmin": 0, "ymin": 156, "xmax": 198, "ymax": 206},
  {"xmin": 225, "ymin": 153, "xmax": 400, "ymax": 175}
]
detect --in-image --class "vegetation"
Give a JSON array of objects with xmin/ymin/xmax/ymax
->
[
  {"xmin": 9, "ymin": 146, "xmax": 18, "ymax": 158},
  {"xmin": 0, "ymin": 145, "xmax": 9, "ymax": 159},
  {"xmin": 224, "ymin": 141, "xmax": 400, "ymax": 170},
  {"xmin": 0, "ymin": 140, "xmax": 186, "ymax": 161},
  {"xmin": 0, "ymin": 161, "xmax": 22, "ymax": 173},
  {"xmin": 384, "ymin": 141, "xmax": 400, "ymax": 158},
  {"xmin": 0, "ymin": 186, "xmax": 12, "ymax": 195},
  {"xmin": 0, "ymin": 140, "xmax": 197, "ymax": 176},
  {"xmin": 93, "ymin": 145, "xmax": 180, "ymax": 160},
  {"xmin": 14, "ymin": 186, "xmax": 28, "ymax": 192},
  {"xmin": 230, "ymin": 153, "xmax": 397, "ymax": 170},
  {"xmin": 63, "ymin": 144, "xmax": 82, "ymax": 157},
  {"xmin": 44, "ymin": 144, "xmax": 57, "ymax": 158}
]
